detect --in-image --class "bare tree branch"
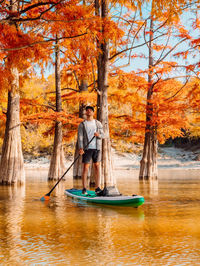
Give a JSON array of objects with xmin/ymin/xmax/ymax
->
[
  {"xmin": 22, "ymin": 101, "xmax": 56, "ymax": 111},
  {"xmin": 73, "ymin": 71, "xmax": 80, "ymax": 90},
  {"xmin": 62, "ymin": 87, "xmax": 79, "ymax": 92},
  {"xmin": 0, "ymin": 32, "xmax": 87, "ymax": 51},
  {"xmin": 143, "ymin": 19, "xmax": 150, "ymax": 50},
  {"xmin": 153, "ymin": 19, "xmax": 168, "ymax": 33},
  {"xmin": 154, "ymin": 37, "xmax": 188, "ymax": 66},
  {"xmin": 165, "ymin": 79, "xmax": 189, "ymax": 101},
  {"xmin": 128, "ymin": 18, "xmax": 146, "ymax": 65},
  {"xmin": 109, "ymin": 33, "xmax": 167, "ymax": 61},
  {"xmin": 91, "ymin": 60, "xmax": 97, "ymax": 92},
  {"xmin": 18, "ymin": 1, "xmax": 63, "ymax": 15},
  {"xmin": 3, "ymin": 0, "xmax": 64, "ymax": 23},
  {"xmin": 154, "ymin": 28, "xmax": 172, "ymax": 65},
  {"xmin": 45, "ymin": 87, "xmax": 79, "ymax": 94}
]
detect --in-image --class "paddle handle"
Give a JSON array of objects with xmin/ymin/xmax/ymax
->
[{"xmin": 46, "ymin": 135, "xmax": 96, "ymax": 196}]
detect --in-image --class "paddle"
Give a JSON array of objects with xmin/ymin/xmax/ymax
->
[{"xmin": 40, "ymin": 135, "xmax": 96, "ymax": 201}]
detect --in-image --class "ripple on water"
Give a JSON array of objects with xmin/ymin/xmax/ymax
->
[{"xmin": 0, "ymin": 170, "xmax": 200, "ymax": 265}]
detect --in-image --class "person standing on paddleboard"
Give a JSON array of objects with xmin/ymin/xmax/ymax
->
[{"xmin": 78, "ymin": 105, "xmax": 105, "ymax": 195}]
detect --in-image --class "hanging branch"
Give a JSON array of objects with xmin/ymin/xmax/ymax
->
[
  {"xmin": 165, "ymin": 79, "xmax": 189, "ymax": 101},
  {"xmin": 1, "ymin": 32, "xmax": 87, "ymax": 51},
  {"xmin": 91, "ymin": 60, "xmax": 98, "ymax": 92},
  {"xmin": 109, "ymin": 32, "xmax": 167, "ymax": 61},
  {"xmin": 3, "ymin": 0, "xmax": 64, "ymax": 23},
  {"xmin": 73, "ymin": 70, "xmax": 80, "ymax": 90}
]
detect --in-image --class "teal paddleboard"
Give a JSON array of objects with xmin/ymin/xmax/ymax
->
[{"xmin": 65, "ymin": 188, "xmax": 145, "ymax": 207}]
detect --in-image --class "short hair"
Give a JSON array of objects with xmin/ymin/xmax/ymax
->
[{"xmin": 85, "ymin": 106, "xmax": 94, "ymax": 112}]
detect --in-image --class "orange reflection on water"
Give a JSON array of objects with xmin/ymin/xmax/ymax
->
[{"xmin": 0, "ymin": 169, "xmax": 200, "ymax": 265}]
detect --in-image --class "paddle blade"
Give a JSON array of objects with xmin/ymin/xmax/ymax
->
[{"xmin": 40, "ymin": 195, "xmax": 50, "ymax": 201}]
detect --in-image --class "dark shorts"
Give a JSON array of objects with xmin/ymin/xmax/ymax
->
[{"xmin": 82, "ymin": 149, "xmax": 101, "ymax": 164}]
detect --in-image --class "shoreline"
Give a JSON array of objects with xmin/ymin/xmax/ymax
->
[{"xmin": 24, "ymin": 146, "xmax": 200, "ymax": 171}]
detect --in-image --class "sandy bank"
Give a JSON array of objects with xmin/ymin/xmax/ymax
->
[{"xmin": 24, "ymin": 147, "xmax": 200, "ymax": 170}]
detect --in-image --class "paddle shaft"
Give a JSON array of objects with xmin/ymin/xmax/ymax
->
[{"xmin": 46, "ymin": 135, "xmax": 96, "ymax": 196}]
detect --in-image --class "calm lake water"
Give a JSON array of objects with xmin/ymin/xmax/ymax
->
[{"xmin": 0, "ymin": 169, "xmax": 200, "ymax": 265}]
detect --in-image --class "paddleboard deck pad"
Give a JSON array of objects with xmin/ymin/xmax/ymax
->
[{"xmin": 65, "ymin": 188, "xmax": 144, "ymax": 207}]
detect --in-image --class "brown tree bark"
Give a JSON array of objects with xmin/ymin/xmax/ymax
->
[
  {"xmin": 139, "ymin": 125, "xmax": 158, "ymax": 179},
  {"xmin": 139, "ymin": 14, "xmax": 158, "ymax": 180},
  {"xmin": 72, "ymin": 78, "xmax": 96, "ymax": 188},
  {"xmin": 0, "ymin": 68, "xmax": 25, "ymax": 185},
  {"xmin": 48, "ymin": 39, "xmax": 66, "ymax": 180},
  {"xmin": 0, "ymin": 1, "xmax": 25, "ymax": 185},
  {"xmin": 78, "ymin": 79, "xmax": 88, "ymax": 119},
  {"xmin": 96, "ymin": 0, "xmax": 117, "ymax": 189},
  {"xmin": 73, "ymin": 79, "xmax": 89, "ymax": 186},
  {"xmin": 72, "ymin": 0, "xmax": 95, "ymax": 187}
]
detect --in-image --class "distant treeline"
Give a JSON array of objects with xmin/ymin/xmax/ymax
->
[{"xmin": 162, "ymin": 136, "xmax": 200, "ymax": 150}]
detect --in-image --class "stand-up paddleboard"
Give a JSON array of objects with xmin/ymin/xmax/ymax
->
[{"xmin": 65, "ymin": 188, "xmax": 145, "ymax": 207}]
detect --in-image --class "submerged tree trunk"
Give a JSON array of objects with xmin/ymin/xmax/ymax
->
[
  {"xmin": 0, "ymin": 1, "xmax": 25, "ymax": 185},
  {"xmin": 48, "ymin": 40, "xmax": 66, "ymax": 180},
  {"xmin": 73, "ymin": 79, "xmax": 89, "ymax": 187},
  {"xmin": 139, "ymin": 15, "xmax": 158, "ymax": 180},
  {"xmin": 95, "ymin": 0, "xmax": 101, "ymax": 122},
  {"xmin": 0, "ymin": 67, "xmax": 25, "ymax": 185},
  {"xmin": 99, "ymin": 87, "xmax": 114, "ymax": 187},
  {"xmin": 96, "ymin": 0, "xmax": 116, "ymax": 189},
  {"xmin": 48, "ymin": 121, "xmax": 66, "ymax": 180},
  {"xmin": 72, "ymin": 79, "xmax": 96, "ymax": 188},
  {"xmin": 139, "ymin": 126, "xmax": 158, "ymax": 179}
]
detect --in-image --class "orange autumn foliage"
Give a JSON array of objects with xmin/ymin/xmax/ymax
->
[
  {"xmin": 0, "ymin": 0, "xmax": 199, "ymax": 157},
  {"xmin": 108, "ymin": 71, "xmax": 189, "ymax": 145}
]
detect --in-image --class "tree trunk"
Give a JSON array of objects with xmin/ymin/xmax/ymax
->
[
  {"xmin": 0, "ymin": 0, "xmax": 25, "ymax": 185},
  {"xmin": 99, "ymin": 86, "xmax": 114, "ymax": 187},
  {"xmin": 73, "ymin": 79, "xmax": 89, "ymax": 187},
  {"xmin": 48, "ymin": 40, "xmax": 66, "ymax": 180},
  {"xmin": 48, "ymin": 121, "xmax": 66, "ymax": 180},
  {"xmin": 0, "ymin": 68, "xmax": 25, "ymax": 185},
  {"xmin": 95, "ymin": 0, "xmax": 101, "ymax": 122},
  {"xmin": 96, "ymin": 0, "xmax": 116, "ymax": 189},
  {"xmin": 139, "ymin": 127, "xmax": 158, "ymax": 179},
  {"xmin": 139, "ymin": 14, "xmax": 158, "ymax": 180},
  {"xmin": 72, "ymin": 79, "xmax": 96, "ymax": 187},
  {"xmin": 78, "ymin": 79, "xmax": 88, "ymax": 119}
]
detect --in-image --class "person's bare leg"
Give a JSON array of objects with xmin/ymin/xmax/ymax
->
[
  {"xmin": 82, "ymin": 163, "xmax": 90, "ymax": 189},
  {"xmin": 94, "ymin": 162, "xmax": 100, "ymax": 189}
]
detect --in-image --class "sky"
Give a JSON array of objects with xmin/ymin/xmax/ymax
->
[
  {"xmin": 112, "ymin": 2, "xmax": 200, "ymax": 81},
  {"xmin": 40, "ymin": 2, "xmax": 199, "ymax": 84}
]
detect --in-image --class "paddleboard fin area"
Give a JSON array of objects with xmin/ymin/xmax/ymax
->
[{"xmin": 101, "ymin": 186, "xmax": 121, "ymax": 197}]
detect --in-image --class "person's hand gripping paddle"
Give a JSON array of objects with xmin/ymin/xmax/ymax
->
[{"xmin": 40, "ymin": 136, "xmax": 95, "ymax": 201}]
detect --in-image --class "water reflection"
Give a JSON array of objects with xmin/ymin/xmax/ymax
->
[
  {"xmin": 139, "ymin": 179, "xmax": 159, "ymax": 197},
  {"xmin": 0, "ymin": 169, "xmax": 200, "ymax": 265},
  {"xmin": 0, "ymin": 185, "xmax": 25, "ymax": 264}
]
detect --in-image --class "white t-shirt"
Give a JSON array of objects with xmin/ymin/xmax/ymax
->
[{"xmin": 84, "ymin": 119, "xmax": 97, "ymax": 149}]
